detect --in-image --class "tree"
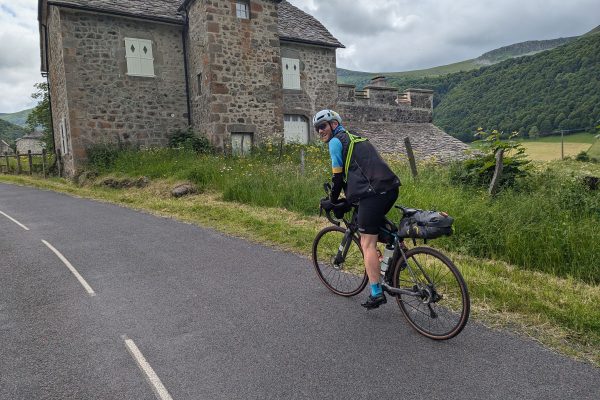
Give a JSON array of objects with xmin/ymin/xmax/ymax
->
[
  {"xmin": 26, "ymin": 82, "xmax": 53, "ymax": 152},
  {"xmin": 529, "ymin": 126, "xmax": 540, "ymax": 139}
]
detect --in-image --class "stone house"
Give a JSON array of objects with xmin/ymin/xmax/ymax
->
[
  {"xmin": 15, "ymin": 132, "xmax": 46, "ymax": 154},
  {"xmin": 38, "ymin": 0, "xmax": 469, "ymax": 176},
  {"xmin": 0, "ymin": 140, "xmax": 14, "ymax": 155}
]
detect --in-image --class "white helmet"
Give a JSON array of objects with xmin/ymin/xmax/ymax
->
[{"xmin": 312, "ymin": 109, "xmax": 342, "ymax": 128}]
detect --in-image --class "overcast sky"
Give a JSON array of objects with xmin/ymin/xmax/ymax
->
[{"xmin": 0, "ymin": 0, "xmax": 598, "ymax": 113}]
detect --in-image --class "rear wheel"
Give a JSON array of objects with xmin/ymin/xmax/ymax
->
[
  {"xmin": 392, "ymin": 246, "xmax": 469, "ymax": 340},
  {"xmin": 312, "ymin": 226, "xmax": 368, "ymax": 296}
]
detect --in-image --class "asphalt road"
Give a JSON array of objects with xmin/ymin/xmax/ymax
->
[{"xmin": 1, "ymin": 182, "xmax": 598, "ymax": 400}]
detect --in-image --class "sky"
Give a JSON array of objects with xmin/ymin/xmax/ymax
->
[{"xmin": 0, "ymin": 0, "xmax": 598, "ymax": 113}]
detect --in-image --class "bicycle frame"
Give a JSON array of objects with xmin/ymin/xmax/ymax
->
[{"xmin": 329, "ymin": 208, "xmax": 432, "ymax": 301}]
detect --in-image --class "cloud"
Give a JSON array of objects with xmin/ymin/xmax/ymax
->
[
  {"xmin": 0, "ymin": 0, "xmax": 40, "ymax": 113},
  {"xmin": 287, "ymin": 0, "xmax": 600, "ymax": 72}
]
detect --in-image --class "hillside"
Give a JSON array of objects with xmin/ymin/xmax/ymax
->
[
  {"xmin": 0, "ymin": 108, "xmax": 32, "ymax": 127},
  {"xmin": 0, "ymin": 119, "xmax": 28, "ymax": 145},
  {"xmin": 433, "ymin": 32, "xmax": 600, "ymax": 140},
  {"xmin": 337, "ymin": 34, "xmax": 581, "ymax": 88},
  {"xmin": 474, "ymin": 37, "xmax": 576, "ymax": 64}
]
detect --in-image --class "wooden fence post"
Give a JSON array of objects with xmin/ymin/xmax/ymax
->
[
  {"xmin": 404, "ymin": 137, "xmax": 418, "ymax": 178},
  {"xmin": 3, "ymin": 151, "xmax": 8, "ymax": 173},
  {"xmin": 16, "ymin": 152, "xmax": 22, "ymax": 174},
  {"xmin": 42, "ymin": 149, "xmax": 47, "ymax": 178},
  {"xmin": 489, "ymin": 148, "xmax": 505, "ymax": 196},
  {"xmin": 28, "ymin": 150, "xmax": 33, "ymax": 175},
  {"xmin": 300, "ymin": 149, "xmax": 305, "ymax": 176}
]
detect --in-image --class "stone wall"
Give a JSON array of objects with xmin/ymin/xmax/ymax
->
[
  {"xmin": 16, "ymin": 139, "xmax": 45, "ymax": 154},
  {"xmin": 337, "ymin": 84, "xmax": 433, "ymax": 125},
  {"xmin": 281, "ymin": 42, "xmax": 337, "ymax": 142},
  {"xmin": 47, "ymin": 6, "xmax": 73, "ymax": 174},
  {"xmin": 51, "ymin": 8, "xmax": 189, "ymax": 174},
  {"xmin": 185, "ymin": 0, "xmax": 283, "ymax": 150}
]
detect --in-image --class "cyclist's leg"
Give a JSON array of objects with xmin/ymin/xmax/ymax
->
[{"xmin": 357, "ymin": 188, "xmax": 399, "ymax": 308}]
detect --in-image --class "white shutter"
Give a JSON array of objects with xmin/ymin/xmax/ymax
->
[
  {"xmin": 282, "ymin": 57, "xmax": 300, "ymax": 89},
  {"xmin": 283, "ymin": 115, "xmax": 308, "ymax": 144},
  {"xmin": 139, "ymin": 39, "xmax": 155, "ymax": 76},
  {"xmin": 125, "ymin": 37, "xmax": 154, "ymax": 77}
]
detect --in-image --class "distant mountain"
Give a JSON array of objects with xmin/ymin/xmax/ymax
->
[
  {"xmin": 474, "ymin": 37, "xmax": 577, "ymax": 65},
  {"xmin": 0, "ymin": 119, "xmax": 28, "ymax": 145},
  {"xmin": 338, "ymin": 31, "xmax": 587, "ymax": 88},
  {"xmin": 584, "ymin": 25, "xmax": 600, "ymax": 36},
  {"xmin": 0, "ymin": 108, "xmax": 32, "ymax": 128},
  {"xmin": 433, "ymin": 32, "xmax": 600, "ymax": 140}
]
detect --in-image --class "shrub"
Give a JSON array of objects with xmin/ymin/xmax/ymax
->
[
  {"xmin": 450, "ymin": 129, "xmax": 530, "ymax": 189},
  {"xmin": 168, "ymin": 128, "xmax": 213, "ymax": 154},
  {"xmin": 86, "ymin": 143, "xmax": 124, "ymax": 170},
  {"xmin": 575, "ymin": 151, "xmax": 590, "ymax": 162}
]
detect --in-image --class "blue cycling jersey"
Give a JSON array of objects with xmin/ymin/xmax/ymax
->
[{"xmin": 328, "ymin": 125, "xmax": 345, "ymax": 173}]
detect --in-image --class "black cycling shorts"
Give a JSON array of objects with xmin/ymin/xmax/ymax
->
[{"xmin": 357, "ymin": 187, "xmax": 399, "ymax": 235}]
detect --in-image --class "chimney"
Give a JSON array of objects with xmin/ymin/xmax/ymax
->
[{"xmin": 369, "ymin": 76, "xmax": 387, "ymax": 87}]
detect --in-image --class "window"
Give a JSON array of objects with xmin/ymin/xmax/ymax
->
[
  {"xmin": 124, "ymin": 38, "xmax": 155, "ymax": 77},
  {"xmin": 236, "ymin": 1, "xmax": 249, "ymax": 19},
  {"xmin": 282, "ymin": 57, "xmax": 300, "ymax": 89},
  {"xmin": 231, "ymin": 133, "xmax": 253, "ymax": 156}
]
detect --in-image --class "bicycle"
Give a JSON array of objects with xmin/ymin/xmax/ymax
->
[{"xmin": 312, "ymin": 183, "xmax": 470, "ymax": 340}]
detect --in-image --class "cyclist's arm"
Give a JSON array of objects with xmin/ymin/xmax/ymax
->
[{"xmin": 329, "ymin": 138, "xmax": 344, "ymax": 202}]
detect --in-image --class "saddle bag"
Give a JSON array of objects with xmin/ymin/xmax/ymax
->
[{"xmin": 398, "ymin": 210, "xmax": 454, "ymax": 239}]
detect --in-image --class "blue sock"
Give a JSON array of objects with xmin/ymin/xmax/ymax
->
[{"xmin": 370, "ymin": 283, "xmax": 382, "ymax": 297}]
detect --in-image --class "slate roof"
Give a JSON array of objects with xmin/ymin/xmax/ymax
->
[
  {"xmin": 346, "ymin": 122, "xmax": 472, "ymax": 163},
  {"xmin": 44, "ymin": 1, "xmax": 344, "ymax": 47},
  {"xmin": 46, "ymin": 0, "xmax": 186, "ymax": 24},
  {"xmin": 277, "ymin": 1, "xmax": 344, "ymax": 48}
]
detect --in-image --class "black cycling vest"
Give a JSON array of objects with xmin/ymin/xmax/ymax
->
[{"xmin": 334, "ymin": 129, "xmax": 400, "ymax": 203}]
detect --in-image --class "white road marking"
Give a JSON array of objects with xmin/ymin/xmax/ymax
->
[
  {"xmin": 123, "ymin": 336, "xmax": 174, "ymax": 400},
  {"xmin": 0, "ymin": 210, "xmax": 30, "ymax": 230},
  {"xmin": 41, "ymin": 240, "xmax": 96, "ymax": 296}
]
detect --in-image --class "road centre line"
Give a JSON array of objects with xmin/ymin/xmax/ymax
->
[
  {"xmin": 123, "ymin": 336, "xmax": 174, "ymax": 400},
  {"xmin": 0, "ymin": 210, "xmax": 30, "ymax": 230},
  {"xmin": 41, "ymin": 240, "xmax": 96, "ymax": 296}
]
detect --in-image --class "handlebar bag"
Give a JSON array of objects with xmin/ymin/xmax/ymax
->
[{"xmin": 398, "ymin": 210, "xmax": 454, "ymax": 239}]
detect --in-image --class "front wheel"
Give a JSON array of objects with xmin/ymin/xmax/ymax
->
[
  {"xmin": 312, "ymin": 226, "xmax": 368, "ymax": 297},
  {"xmin": 392, "ymin": 246, "xmax": 470, "ymax": 340}
]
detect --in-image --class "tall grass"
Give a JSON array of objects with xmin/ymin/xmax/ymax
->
[{"xmin": 87, "ymin": 145, "xmax": 600, "ymax": 284}]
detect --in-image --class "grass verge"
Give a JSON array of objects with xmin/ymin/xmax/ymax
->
[{"xmin": 1, "ymin": 173, "xmax": 599, "ymax": 367}]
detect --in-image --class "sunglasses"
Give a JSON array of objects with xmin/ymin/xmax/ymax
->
[{"xmin": 315, "ymin": 123, "xmax": 329, "ymax": 132}]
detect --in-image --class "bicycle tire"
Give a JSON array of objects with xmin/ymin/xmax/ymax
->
[
  {"xmin": 392, "ymin": 246, "xmax": 470, "ymax": 340},
  {"xmin": 312, "ymin": 225, "xmax": 368, "ymax": 297}
]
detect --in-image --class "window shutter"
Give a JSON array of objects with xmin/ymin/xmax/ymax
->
[
  {"xmin": 125, "ymin": 38, "xmax": 154, "ymax": 77},
  {"xmin": 282, "ymin": 57, "xmax": 300, "ymax": 89},
  {"xmin": 139, "ymin": 39, "xmax": 155, "ymax": 76}
]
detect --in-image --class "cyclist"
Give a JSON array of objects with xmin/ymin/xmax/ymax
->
[{"xmin": 314, "ymin": 109, "xmax": 400, "ymax": 309}]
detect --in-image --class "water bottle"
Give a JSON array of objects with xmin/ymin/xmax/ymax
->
[{"xmin": 380, "ymin": 244, "xmax": 395, "ymax": 273}]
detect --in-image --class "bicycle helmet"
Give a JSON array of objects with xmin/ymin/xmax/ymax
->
[{"xmin": 312, "ymin": 109, "xmax": 342, "ymax": 128}]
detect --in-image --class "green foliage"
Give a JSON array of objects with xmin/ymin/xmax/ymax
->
[
  {"xmin": 529, "ymin": 126, "xmax": 540, "ymax": 139},
  {"xmin": 450, "ymin": 129, "xmax": 530, "ymax": 189},
  {"xmin": 26, "ymin": 82, "xmax": 53, "ymax": 152},
  {"xmin": 86, "ymin": 143, "xmax": 125, "ymax": 171},
  {"xmin": 575, "ymin": 151, "xmax": 590, "ymax": 162},
  {"xmin": 433, "ymin": 34, "xmax": 600, "ymax": 138},
  {"xmin": 83, "ymin": 146, "xmax": 600, "ymax": 284},
  {"xmin": 0, "ymin": 108, "xmax": 32, "ymax": 127},
  {"xmin": 0, "ymin": 119, "xmax": 27, "ymax": 147},
  {"xmin": 168, "ymin": 128, "xmax": 213, "ymax": 154}
]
